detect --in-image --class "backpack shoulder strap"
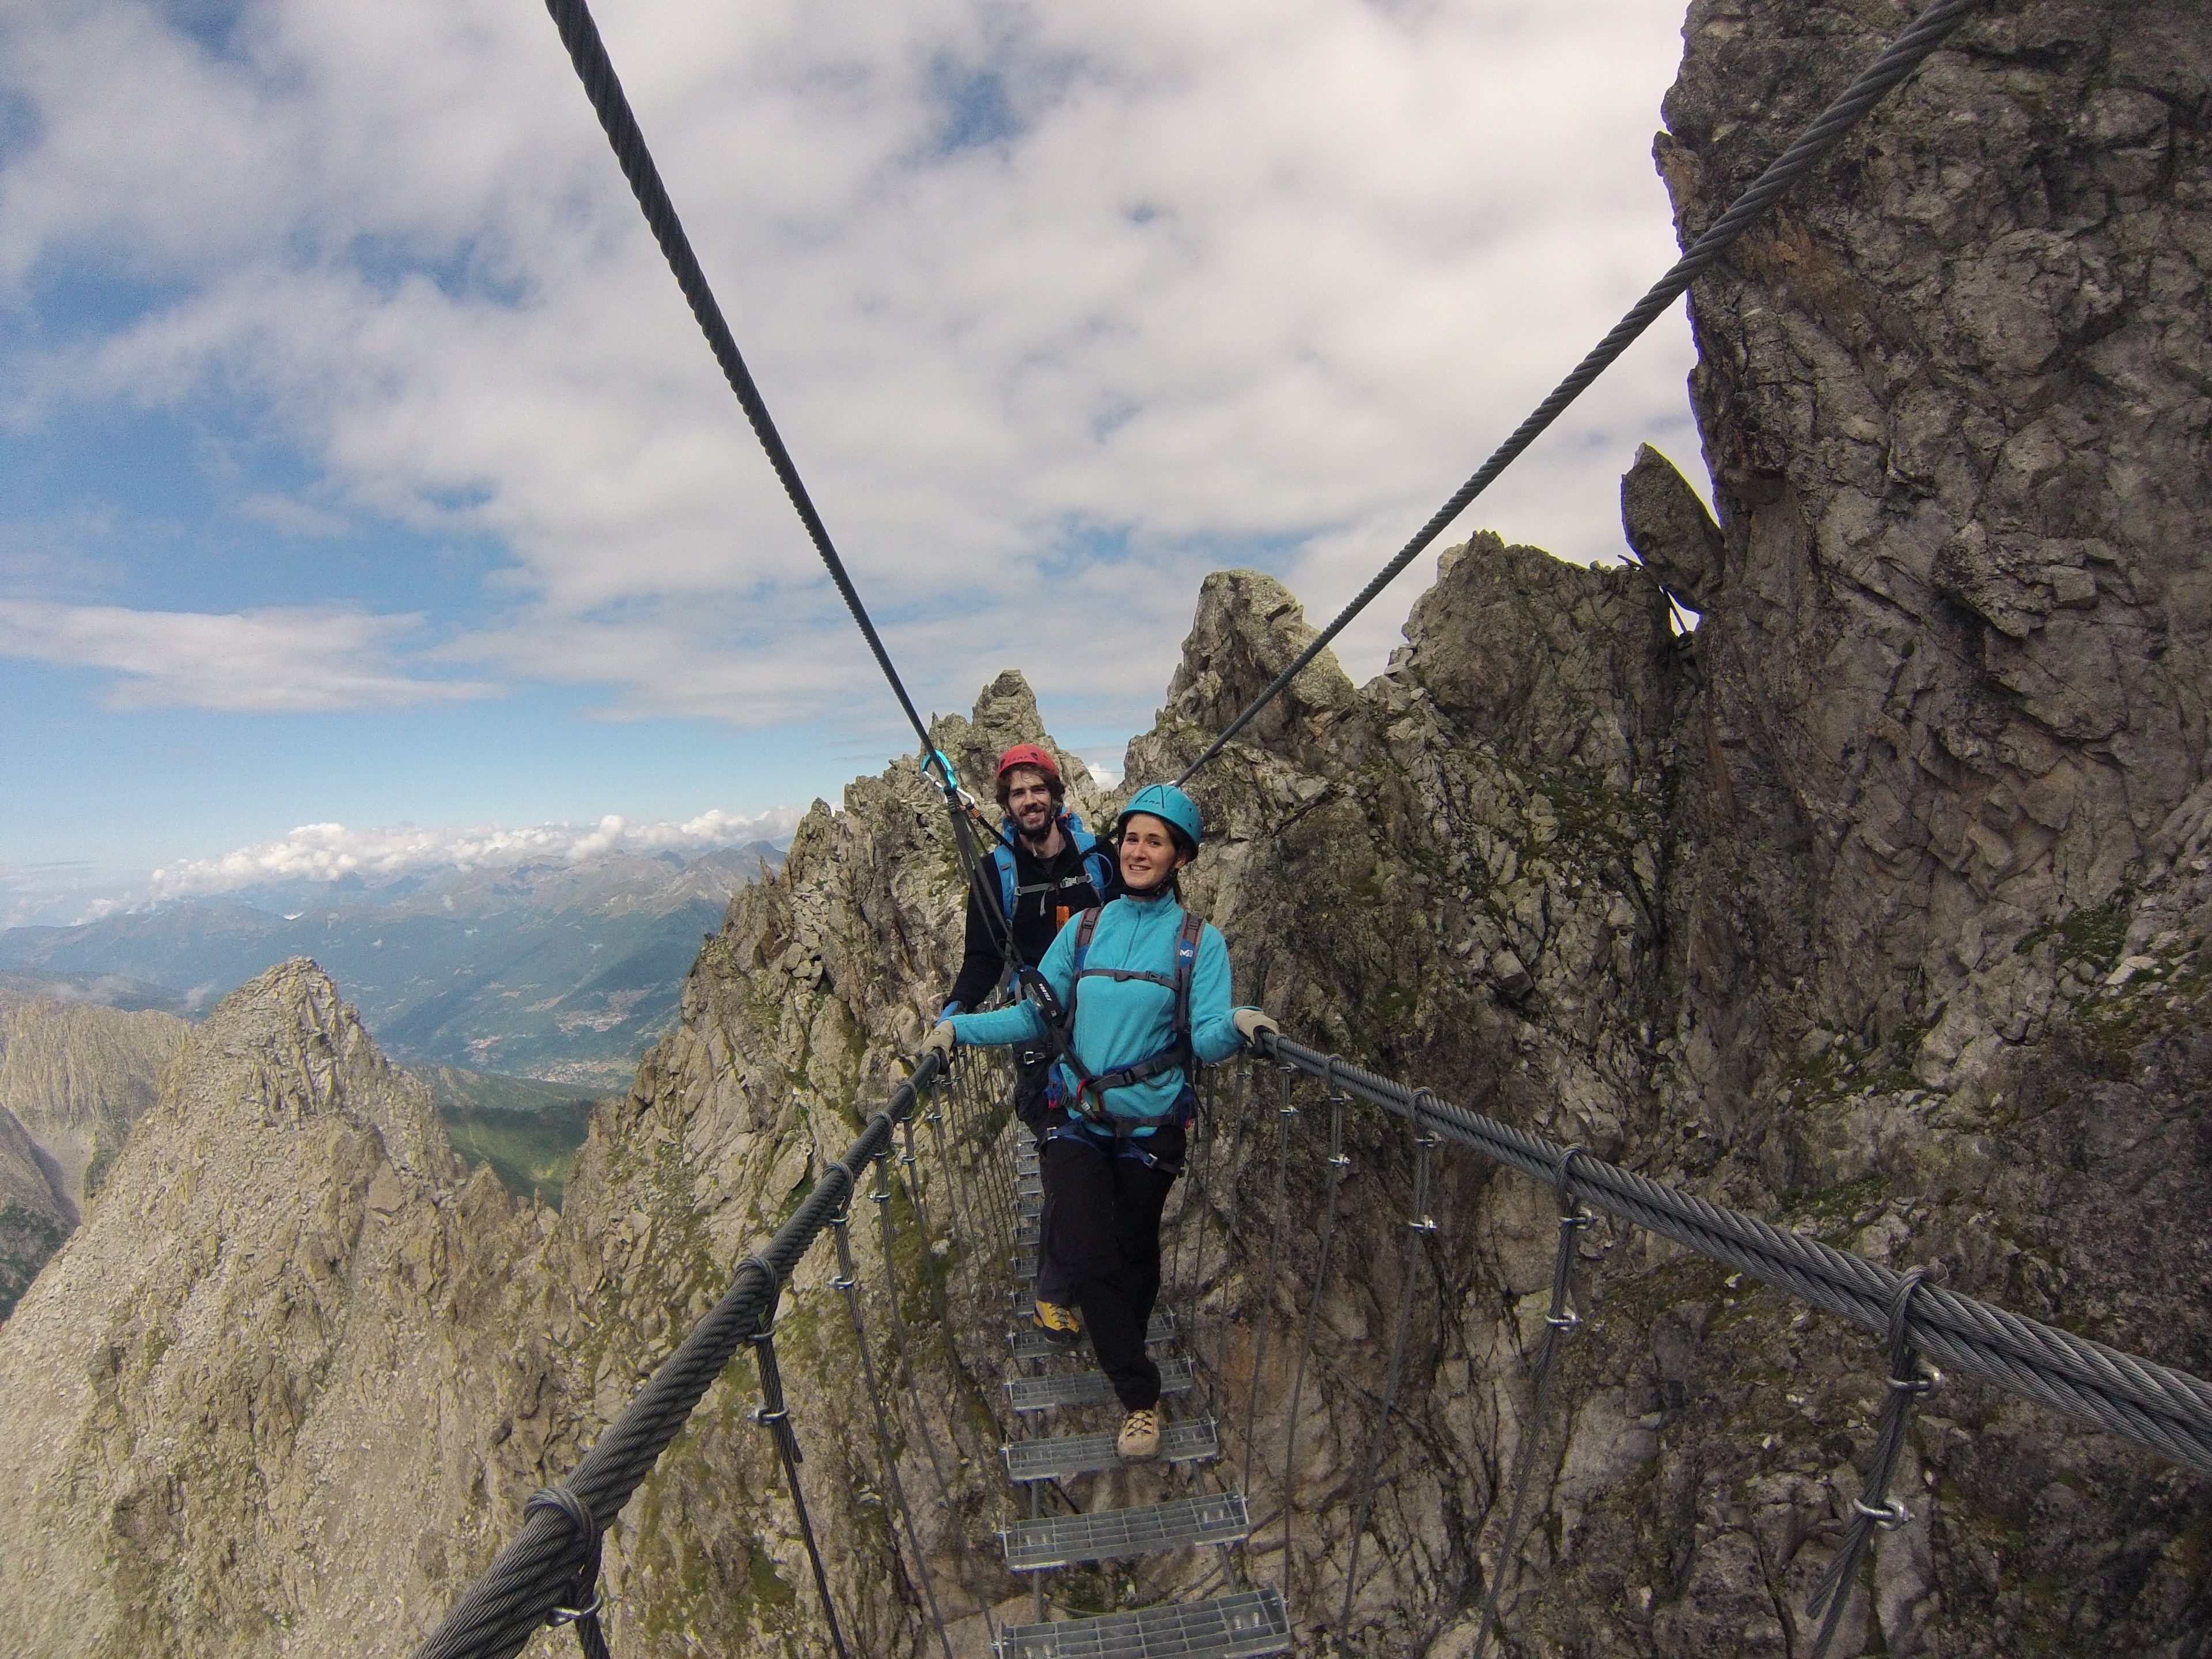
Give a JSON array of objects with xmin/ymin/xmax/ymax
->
[
  {"xmin": 1065, "ymin": 907, "xmax": 1104, "ymax": 1022},
  {"xmin": 1171, "ymin": 911, "xmax": 1205, "ymax": 1046},
  {"xmin": 990, "ymin": 840, "xmax": 1016, "ymax": 923}
]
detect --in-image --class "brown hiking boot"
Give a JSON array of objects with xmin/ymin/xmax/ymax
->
[{"xmin": 1116, "ymin": 1407, "xmax": 1161, "ymax": 1461}]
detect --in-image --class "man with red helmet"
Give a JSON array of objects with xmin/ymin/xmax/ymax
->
[{"xmin": 943, "ymin": 744, "xmax": 1118, "ymax": 1058}]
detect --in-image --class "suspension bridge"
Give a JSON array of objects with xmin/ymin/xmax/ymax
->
[{"xmin": 411, "ymin": 0, "xmax": 2211, "ymax": 1654}]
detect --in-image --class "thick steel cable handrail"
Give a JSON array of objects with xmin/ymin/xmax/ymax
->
[
  {"xmin": 545, "ymin": 0, "xmax": 938, "ymax": 757},
  {"xmin": 1258, "ymin": 1034, "xmax": 2212, "ymax": 1479},
  {"xmin": 1174, "ymin": 0, "xmax": 1986, "ymax": 786},
  {"xmin": 413, "ymin": 1054, "xmax": 946, "ymax": 1659}
]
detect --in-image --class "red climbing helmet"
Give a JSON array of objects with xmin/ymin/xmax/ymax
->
[{"xmin": 995, "ymin": 743, "xmax": 1064, "ymax": 805}]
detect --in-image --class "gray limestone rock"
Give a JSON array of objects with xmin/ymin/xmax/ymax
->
[
  {"xmin": 0, "ymin": 960, "xmax": 570, "ymax": 1657},
  {"xmin": 0, "ymin": 1102, "xmax": 71, "ymax": 1320},
  {"xmin": 1622, "ymin": 443, "xmax": 1725, "ymax": 611},
  {"xmin": 7, "ymin": 3, "xmax": 2211, "ymax": 1655}
]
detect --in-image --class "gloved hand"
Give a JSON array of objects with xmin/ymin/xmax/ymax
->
[
  {"xmin": 921, "ymin": 1021, "xmax": 957, "ymax": 1062},
  {"xmin": 1232, "ymin": 1007, "xmax": 1280, "ymax": 1047}
]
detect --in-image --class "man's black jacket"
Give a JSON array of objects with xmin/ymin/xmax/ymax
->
[{"xmin": 945, "ymin": 824, "xmax": 1118, "ymax": 1011}]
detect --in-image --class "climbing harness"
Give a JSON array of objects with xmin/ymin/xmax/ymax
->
[{"xmin": 1041, "ymin": 904, "xmax": 1207, "ymax": 1131}]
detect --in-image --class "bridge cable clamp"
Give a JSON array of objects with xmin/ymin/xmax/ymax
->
[
  {"xmin": 521, "ymin": 1483, "xmax": 610, "ymax": 1657},
  {"xmin": 1805, "ymin": 1267, "xmax": 1939, "ymax": 1659}
]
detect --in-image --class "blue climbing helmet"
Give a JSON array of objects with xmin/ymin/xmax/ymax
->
[{"xmin": 1113, "ymin": 783, "xmax": 1203, "ymax": 859}]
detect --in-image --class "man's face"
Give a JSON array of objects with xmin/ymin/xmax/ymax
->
[{"xmin": 1005, "ymin": 768, "xmax": 1056, "ymax": 835}]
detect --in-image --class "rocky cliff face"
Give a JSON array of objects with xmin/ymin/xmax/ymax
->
[
  {"xmin": 0, "ymin": 989, "xmax": 187, "ymax": 1316},
  {"xmin": 3, "ymin": 3, "xmax": 2206, "ymax": 1656},
  {"xmin": 0, "ymin": 1102, "xmax": 71, "ymax": 1320},
  {"xmin": 0, "ymin": 963, "xmax": 579, "ymax": 1658}
]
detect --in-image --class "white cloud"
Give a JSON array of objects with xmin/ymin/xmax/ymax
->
[
  {"xmin": 0, "ymin": 598, "xmax": 490, "ymax": 711},
  {"xmin": 137, "ymin": 808, "xmax": 801, "ymax": 904},
  {"xmin": 1, "ymin": 0, "xmax": 1706, "ymax": 730}
]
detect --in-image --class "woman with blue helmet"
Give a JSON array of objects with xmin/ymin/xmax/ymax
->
[{"xmin": 923, "ymin": 782, "xmax": 1277, "ymax": 1460}]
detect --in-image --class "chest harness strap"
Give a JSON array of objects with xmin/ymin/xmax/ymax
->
[{"xmin": 1037, "ymin": 906, "xmax": 1205, "ymax": 1132}]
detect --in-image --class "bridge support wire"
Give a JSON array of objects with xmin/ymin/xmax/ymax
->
[
  {"xmin": 1255, "ymin": 1033, "xmax": 2212, "ymax": 1480},
  {"xmin": 741, "ymin": 1259, "xmax": 851, "ymax": 1659},
  {"xmin": 1240, "ymin": 1062, "xmax": 1301, "ymax": 1503},
  {"xmin": 414, "ymin": 1055, "xmax": 947, "ymax": 1659},
  {"xmin": 1806, "ymin": 1270, "xmax": 1939, "ymax": 1659},
  {"xmin": 874, "ymin": 1135, "xmax": 1002, "ymax": 1648},
  {"xmin": 1467, "ymin": 1150, "xmax": 1593, "ymax": 1659},
  {"xmin": 1175, "ymin": 0, "xmax": 1987, "ymax": 788},
  {"xmin": 1336, "ymin": 1096, "xmax": 1440, "ymax": 1634},
  {"xmin": 1276, "ymin": 1068, "xmax": 1352, "ymax": 1608},
  {"xmin": 831, "ymin": 1207, "xmax": 956, "ymax": 1659}
]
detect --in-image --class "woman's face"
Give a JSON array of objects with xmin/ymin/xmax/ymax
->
[{"xmin": 1118, "ymin": 813, "xmax": 1187, "ymax": 891}]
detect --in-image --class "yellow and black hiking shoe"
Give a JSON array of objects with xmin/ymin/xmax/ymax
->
[
  {"xmin": 1031, "ymin": 1299, "xmax": 1083, "ymax": 1349},
  {"xmin": 1116, "ymin": 1407, "xmax": 1161, "ymax": 1461}
]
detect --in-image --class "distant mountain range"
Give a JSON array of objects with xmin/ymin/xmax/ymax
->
[{"xmin": 0, "ymin": 844, "xmax": 783, "ymax": 1086}]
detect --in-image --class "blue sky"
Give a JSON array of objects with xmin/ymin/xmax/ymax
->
[{"xmin": 0, "ymin": 0, "xmax": 1705, "ymax": 923}]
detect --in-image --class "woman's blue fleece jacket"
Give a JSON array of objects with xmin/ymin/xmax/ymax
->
[{"xmin": 947, "ymin": 893, "xmax": 1245, "ymax": 1131}]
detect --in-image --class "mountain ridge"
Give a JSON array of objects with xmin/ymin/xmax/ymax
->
[{"xmin": 0, "ymin": 844, "xmax": 785, "ymax": 1084}]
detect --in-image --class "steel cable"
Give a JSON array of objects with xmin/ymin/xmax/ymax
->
[
  {"xmin": 1467, "ymin": 1152, "xmax": 1593, "ymax": 1659},
  {"xmin": 1806, "ymin": 1271, "xmax": 1938, "ymax": 1659},
  {"xmin": 874, "ymin": 1139, "xmax": 1002, "ymax": 1649},
  {"xmin": 1260, "ymin": 1035, "xmax": 2212, "ymax": 1479},
  {"xmin": 1276, "ymin": 1074, "xmax": 1351, "ymax": 1609},
  {"xmin": 544, "ymin": 0, "xmax": 937, "ymax": 757},
  {"xmin": 412, "ymin": 1057, "xmax": 941, "ymax": 1659},
  {"xmin": 1175, "ymin": 0, "xmax": 1986, "ymax": 787},
  {"xmin": 743, "ymin": 1295, "xmax": 851, "ymax": 1659},
  {"xmin": 1241, "ymin": 1063, "xmax": 1301, "ymax": 1502},
  {"xmin": 1337, "ymin": 1103, "xmax": 1440, "ymax": 1633},
  {"xmin": 831, "ymin": 1209, "xmax": 957, "ymax": 1659}
]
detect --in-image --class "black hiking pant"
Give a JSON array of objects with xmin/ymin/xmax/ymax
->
[{"xmin": 1041, "ymin": 1122, "xmax": 1185, "ymax": 1411}]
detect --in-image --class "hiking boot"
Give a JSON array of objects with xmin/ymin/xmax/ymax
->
[
  {"xmin": 1031, "ymin": 1300, "xmax": 1082, "ymax": 1349},
  {"xmin": 1116, "ymin": 1407, "xmax": 1161, "ymax": 1462}
]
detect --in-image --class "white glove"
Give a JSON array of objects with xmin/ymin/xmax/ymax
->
[
  {"xmin": 921, "ymin": 1021, "xmax": 957, "ymax": 1060},
  {"xmin": 1232, "ymin": 1007, "xmax": 1280, "ymax": 1047}
]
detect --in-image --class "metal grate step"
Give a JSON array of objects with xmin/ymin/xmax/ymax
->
[
  {"xmin": 1002, "ymin": 1493, "xmax": 1251, "ymax": 1570},
  {"xmin": 1010, "ymin": 1310, "xmax": 1174, "ymax": 1362},
  {"xmin": 1014, "ymin": 1248, "xmax": 1037, "ymax": 1282},
  {"xmin": 994, "ymin": 1588, "xmax": 1290, "ymax": 1658},
  {"xmin": 1020, "ymin": 1194, "xmax": 1043, "ymax": 1221},
  {"xmin": 1017, "ymin": 1215, "xmax": 1041, "ymax": 1246},
  {"xmin": 1017, "ymin": 1146, "xmax": 1040, "ymax": 1176},
  {"xmin": 1004, "ymin": 1416, "xmax": 1219, "ymax": 1482},
  {"xmin": 1018, "ymin": 1172, "xmax": 1043, "ymax": 1200},
  {"xmin": 1007, "ymin": 1360, "xmax": 1192, "ymax": 1412}
]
